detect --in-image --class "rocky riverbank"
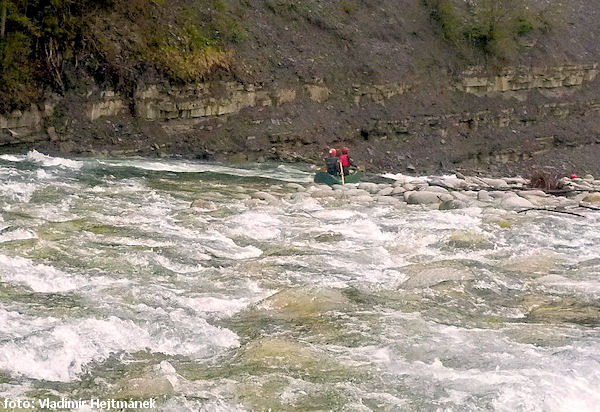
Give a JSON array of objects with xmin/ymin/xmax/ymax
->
[{"xmin": 223, "ymin": 173, "xmax": 600, "ymax": 216}]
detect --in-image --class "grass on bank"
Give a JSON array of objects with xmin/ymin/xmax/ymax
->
[{"xmin": 426, "ymin": 0, "xmax": 562, "ymax": 61}]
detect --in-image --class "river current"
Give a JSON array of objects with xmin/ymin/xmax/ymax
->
[{"xmin": 0, "ymin": 151, "xmax": 599, "ymax": 411}]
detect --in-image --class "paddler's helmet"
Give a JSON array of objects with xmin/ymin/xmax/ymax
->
[
  {"xmin": 329, "ymin": 148, "xmax": 337, "ymax": 156},
  {"xmin": 342, "ymin": 147, "xmax": 349, "ymax": 154}
]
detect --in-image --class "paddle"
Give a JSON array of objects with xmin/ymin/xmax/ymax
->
[{"xmin": 339, "ymin": 160, "xmax": 345, "ymax": 184}]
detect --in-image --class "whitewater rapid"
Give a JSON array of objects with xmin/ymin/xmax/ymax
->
[{"xmin": 0, "ymin": 151, "xmax": 598, "ymax": 411}]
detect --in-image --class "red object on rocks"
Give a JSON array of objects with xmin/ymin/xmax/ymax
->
[{"xmin": 570, "ymin": 174, "xmax": 578, "ymax": 179}]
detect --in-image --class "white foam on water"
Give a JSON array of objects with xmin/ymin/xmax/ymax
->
[
  {"xmin": 0, "ymin": 154, "xmax": 25, "ymax": 163},
  {"xmin": 0, "ymin": 254, "xmax": 88, "ymax": 293},
  {"xmin": 200, "ymin": 230, "xmax": 262, "ymax": 259},
  {"xmin": 26, "ymin": 150, "xmax": 83, "ymax": 169},
  {"xmin": 0, "ymin": 316, "xmax": 152, "ymax": 382},
  {"xmin": 491, "ymin": 368, "xmax": 600, "ymax": 411},
  {"xmin": 0, "ymin": 254, "xmax": 117, "ymax": 293},
  {"xmin": 36, "ymin": 169, "xmax": 52, "ymax": 179},
  {"xmin": 310, "ymin": 209, "xmax": 361, "ymax": 221},
  {"xmin": 176, "ymin": 295, "xmax": 264, "ymax": 318},
  {"xmin": 0, "ymin": 305, "xmax": 241, "ymax": 382},
  {"xmin": 97, "ymin": 159, "xmax": 313, "ymax": 183},
  {"xmin": 153, "ymin": 309, "xmax": 240, "ymax": 356},
  {"xmin": 536, "ymin": 275, "xmax": 600, "ymax": 296},
  {"xmin": 319, "ymin": 218, "xmax": 394, "ymax": 242},
  {"xmin": 0, "ymin": 306, "xmax": 62, "ymax": 339},
  {"xmin": 0, "ymin": 181, "xmax": 38, "ymax": 202},
  {"xmin": 226, "ymin": 210, "xmax": 282, "ymax": 241},
  {"xmin": 0, "ymin": 228, "xmax": 36, "ymax": 243},
  {"xmin": 153, "ymin": 255, "xmax": 205, "ymax": 274}
]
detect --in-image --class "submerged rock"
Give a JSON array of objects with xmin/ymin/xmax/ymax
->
[
  {"xmin": 253, "ymin": 191, "xmax": 279, "ymax": 203},
  {"xmin": 439, "ymin": 199, "xmax": 467, "ymax": 210},
  {"xmin": 525, "ymin": 298, "xmax": 600, "ymax": 326},
  {"xmin": 444, "ymin": 230, "xmax": 493, "ymax": 249},
  {"xmin": 115, "ymin": 361, "xmax": 179, "ymax": 399},
  {"xmin": 500, "ymin": 251, "xmax": 562, "ymax": 276},
  {"xmin": 314, "ymin": 232, "xmax": 344, "ymax": 242},
  {"xmin": 402, "ymin": 262, "xmax": 475, "ymax": 288},
  {"xmin": 257, "ymin": 288, "xmax": 350, "ymax": 320},
  {"xmin": 582, "ymin": 192, "xmax": 600, "ymax": 203},
  {"xmin": 405, "ymin": 191, "xmax": 447, "ymax": 205},
  {"xmin": 190, "ymin": 199, "xmax": 217, "ymax": 210}
]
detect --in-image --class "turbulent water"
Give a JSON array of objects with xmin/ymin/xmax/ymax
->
[{"xmin": 0, "ymin": 151, "xmax": 599, "ymax": 411}]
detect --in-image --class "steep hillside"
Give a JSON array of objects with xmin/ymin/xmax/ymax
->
[{"xmin": 2, "ymin": 0, "xmax": 600, "ymax": 176}]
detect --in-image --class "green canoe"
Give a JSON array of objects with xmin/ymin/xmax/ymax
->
[{"xmin": 314, "ymin": 171, "xmax": 365, "ymax": 185}]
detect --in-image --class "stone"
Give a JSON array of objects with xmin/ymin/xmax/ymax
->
[
  {"xmin": 376, "ymin": 195, "xmax": 400, "ymax": 204},
  {"xmin": 305, "ymin": 84, "xmax": 331, "ymax": 103},
  {"xmin": 257, "ymin": 288, "xmax": 349, "ymax": 319},
  {"xmin": 501, "ymin": 251, "xmax": 561, "ymax": 276},
  {"xmin": 116, "ymin": 361, "xmax": 178, "ymax": 399},
  {"xmin": 477, "ymin": 191, "xmax": 491, "ymax": 201},
  {"xmin": 439, "ymin": 199, "xmax": 467, "ymax": 210},
  {"xmin": 47, "ymin": 126, "xmax": 59, "ymax": 141},
  {"xmin": 445, "ymin": 230, "xmax": 493, "ymax": 249},
  {"xmin": 377, "ymin": 187, "xmax": 394, "ymax": 196},
  {"xmin": 402, "ymin": 263, "xmax": 474, "ymax": 288},
  {"xmin": 354, "ymin": 195, "xmax": 374, "ymax": 203},
  {"xmin": 191, "ymin": 199, "xmax": 216, "ymax": 209},
  {"xmin": 582, "ymin": 192, "xmax": 600, "ymax": 203},
  {"xmin": 518, "ymin": 190, "xmax": 548, "ymax": 197},
  {"xmin": 285, "ymin": 183, "xmax": 305, "ymax": 191},
  {"xmin": 424, "ymin": 185, "xmax": 450, "ymax": 194},
  {"xmin": 499, "ymin": 196, "xmax": 534, "ymax": 210},
  {"xmin": 406, "ymin": 191, "xmax": 448, "ymax": 204},
  {"xmin": 525, "ymin": 298, "xmax": 600, "ymax": 326},
  {"xmin": 253, "ymin": 191, "xmax": 278, "ymax": 203},
  {"xmin": 480, "ymin": 178, "xmax": 510, "ymax": 189},
  {"xmin": 345, "ymin": 188, "xmax": 371, "ymax": 197},
  {"xmin": 403, "ymin": 183, "xmax": 417, "ymax": 191},
  {"xmin": 358, "ymin": 182, "xmax": 379, "ymax": 193}
]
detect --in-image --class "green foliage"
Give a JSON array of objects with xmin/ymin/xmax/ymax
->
[
  {"xmin": 0, "ymin": 32, "xmax": 41, "ymax": 111},
  {"xmin": 341, "ymin": 1, "xmax": 357, "ymax": 15},
  {"xmin": 0, "ymin": 0, "xmax": 246, "ymax": 110},
  {"xmin": 427, "ymin": 0, "xmax": 560, "ymax": 60}
]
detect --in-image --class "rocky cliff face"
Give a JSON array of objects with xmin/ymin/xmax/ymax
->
[{"xmin": 2, "ymin": 0, "xmax": 600, "ymax": 177}]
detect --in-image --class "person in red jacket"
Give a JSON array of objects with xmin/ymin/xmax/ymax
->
[{"xmin": 338, "ymin": 147, "xmax": 356, "ymax": 176}]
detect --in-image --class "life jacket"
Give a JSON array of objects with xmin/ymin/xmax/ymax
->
[
  {"xmin": 326, "ymin": 156, "xmax": 340, "ymax": 175},
  {"xmin": 339, "ymin": 154, "xmax": 350, "ymax": 167}
]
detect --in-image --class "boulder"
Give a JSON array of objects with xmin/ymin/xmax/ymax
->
[
  {"xmin": 480, "ymin": 178, "xmax": 510, "ymax": 189},
  {"xmin": 430, "ymin": 177, "xmax": 468, "ymax": 190},
  {"xmin": 358, "ymin": 182, "xmax": 379, "ymax": 193},
  {"xmin": 424, "ymin": 186, "xmax": 450, "ymax": 194},
  {"xmin": 405, "ymin": 191, "xmax": 445, "ymax": 204},
  {"xmin": 582, "ymin": 192, "xmax": 600, "ymax": 203},
  {"xmin": 285, "ymin": 183, "xmax": 305, "ymax": 191},
  {"xmin": 391, "ymin": 186, "xmax": 406, "ymax": 195},
  {"xmin": 499, "ymin": 196, "xmax": 534, "ymax": 210},
  {"xmin": 439, "ymin": 199, "xmax": 467, "ymax": 210},
  {"xmin": 253, "ymin": 191, "xmax": 278, "ymax": 203},
  {"xmin": 477, "ymin": 191, "xmax": 491, "ymax": 201},
  {"xmin": 377, "ymin": 187, "xmax": 394, "ymax": 196},
  {"xmin": 376, "ymin": 195, "xmax": 400, "ymax": 204},
  {"xmin": 190, "ymin": 199, "xmax": 216, "ymax": 210},
  {"xmin": 402, "ymin": 263, "xmax": 474, "ymax": 288},
  {"xmin": 445, "ymin": 230, "xmax": 493, "ymax": 249}
]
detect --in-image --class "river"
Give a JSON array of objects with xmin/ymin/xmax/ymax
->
[{"xmin": 0, "ymin": 151, "xmax": 599, "ymax": 411}]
